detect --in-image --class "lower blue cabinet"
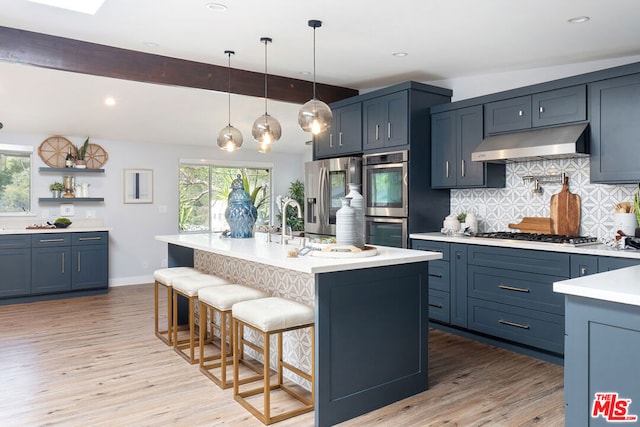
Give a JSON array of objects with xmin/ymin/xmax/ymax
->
[{"xmin": 1, "ymin": 231, "xmax": 108, "ymax": 304}]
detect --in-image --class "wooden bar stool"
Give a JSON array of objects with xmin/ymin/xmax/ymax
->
[
  {"xmin": 153, "ymin": 267, "xmax": 200, "ymax": 346},
  {"xmin": 232, "ymin": 297, "xmax": 315, "ymax": 425},
  {"xmin": 172, "ymin": 273, "xmax": 232, "ymax": 364},
  {"xmin": 198, "ymin": 284, "xmax": 268, "ymax": 388}
]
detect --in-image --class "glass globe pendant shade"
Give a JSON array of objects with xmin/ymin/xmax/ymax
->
[
  {"xmin": 252, "ymin": 113, "xmax": 281, "ymax": 149},
  {"xmin": 217, "ymin": 125, "xmax": 243, "ymax": 152},
  {"xmin": 298, "ymin": 98, "xmax": 333, "ymax": 135}
]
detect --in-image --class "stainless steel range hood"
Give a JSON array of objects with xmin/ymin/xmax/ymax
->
[{"xmin": 471, "ymin": 122, "xmax": 589, "ymax": 163}]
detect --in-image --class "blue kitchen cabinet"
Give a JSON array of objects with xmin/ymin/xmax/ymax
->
[
  {"xmin": 598, "ymin": 256, "xmax": 640, "ymax": 272},
  {"xmin": 0, "ymin": 235, "xmax": 31, "ymax": 298},
  {"xmin": 570, "ymin": 254, "xmax": 599, "ymax": 278},
  {"xmin": 431, "ymin": 105, "xmax": 505, "ymax": 189},
  {"xmin": 314, "ymin": 102, "xmax": 362, "ymax": 158},
  {"xmin": 71, "ymin": 232, "xmax": 109, "ymax": 290},
  {"xmin": 589, "ymin": 73, "xmax": 640, "ymax": 183},
  {"xmin": 31, "ymin": 234, "xmax": 72, "ymax": 294},
  {"xmin": 564, "ymin": 296, "xmax": 640, "ymax": 426},
  {"xmin": 363, "ymin": 90, "xmax": 408, "ymax": 150},
  {"xmin": 484, "ymin": 96, "xmax": 532, "ymax": 135},
  {"xmin": 532, "ymin": 85, "xmax": 587, "ymax": 127},
  {"xmin": 484, "ymin": 85, "xmax": 586, "ymax": 135}
]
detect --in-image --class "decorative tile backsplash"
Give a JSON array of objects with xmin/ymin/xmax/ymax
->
[{"xmin": 450, "ymin": 158, "xmax": 639, "ymax": 239}]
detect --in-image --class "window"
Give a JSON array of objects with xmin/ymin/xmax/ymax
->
[
  {"xmin": 0, "ymin": 144, "xmax": 32, "ymax": 215},
  {"xmin": 179, "ymin": 161, "xmax": 271, "ymax": 233}
]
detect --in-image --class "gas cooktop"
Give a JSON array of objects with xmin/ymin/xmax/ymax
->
[{"xmin": 473, "ymin": 232, "xmax": 600, "ymax": 247}]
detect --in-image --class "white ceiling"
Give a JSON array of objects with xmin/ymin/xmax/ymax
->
[{"xmin": 1, "ymin": 0, "xmax": 640, "ymax": 153}]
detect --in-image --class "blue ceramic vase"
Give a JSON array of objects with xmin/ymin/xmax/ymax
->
[{"xmin": 224, "ymin": 174, "xmax": 257, "ymax": 238}]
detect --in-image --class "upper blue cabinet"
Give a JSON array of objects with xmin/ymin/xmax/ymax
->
[{"xmin": 484, "ymin": 85, "xmax": 586, "ymax": 136}]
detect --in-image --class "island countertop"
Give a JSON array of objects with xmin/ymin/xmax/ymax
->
[
  {"xmin": 155, "ymin": 233, "xmax": 442, "ymax": 274},
  {"xmin": 554, "ymin": 265, "xmax": 640, "ymax": 307}
]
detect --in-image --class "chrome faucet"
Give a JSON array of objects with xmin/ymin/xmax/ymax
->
[{"xmin": 281, "ymin": 198, "xmax": 302, "ymax": 245}]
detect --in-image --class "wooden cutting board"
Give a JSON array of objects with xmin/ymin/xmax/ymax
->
[
  {"xmin": 508, "ymin": 217, "xmax": 552, "ymax": 234},
  {"xmin": 550, "ymin": 176, "xmax": 581, "ymax": 236}
]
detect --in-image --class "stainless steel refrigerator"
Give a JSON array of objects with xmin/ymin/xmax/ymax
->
[{"xmin": 304, "ymin": 156, "xmax": 362, "ymax": 237}]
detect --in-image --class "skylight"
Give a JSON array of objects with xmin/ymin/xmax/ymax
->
[{"xmin": 28, "ymin": 0, "xmax": 106, "ymax": 15}]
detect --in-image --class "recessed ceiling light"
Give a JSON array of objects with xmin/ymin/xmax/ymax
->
[
  {"xmin": 104, "ymin": 97, "xmax": 116, "ymax": 107},
  {"xmin": 392, "ymin": 52, "xmax": 409, "ymax": 57},
  {"xmin": 567, "ymin": 16, "xmax": 590, "ymax": 24},
  {"xmin": 27, "ymin": 0, "xmax": 106, "ymax": 15},
  {"xmin": 143, "ymin": 41, "xmax": 159, "ymax": 48},
  {"xmin": 205, "ymin": 3, "xmax": 227, "ymax": 12},
  {"xmin": 299, "ymin": 71, "xmax": 312, "ymax": 76}
]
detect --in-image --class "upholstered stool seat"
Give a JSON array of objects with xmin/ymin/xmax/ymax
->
[
  {"xmin": 198, "ymin": 285, "xmax": 268, "ymax": 388},
  {"xmin": 153, "ymin": 267, "xmax": 201, "ymax": 346},
  {"xmin": 172, "ymin": 273, "xmax": 232, "ymax": 364},
  {"xmin": 232, "ymin": 297, "xmax": 315, "ymax": 425}
]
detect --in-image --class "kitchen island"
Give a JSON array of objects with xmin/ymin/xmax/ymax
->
[
  {"xmin": 554, "ymin": 266, "xmax": 640, "ymax": 426},
  {"xmin": 155, "ymin": 233, "xmax": 442, "ymax": 427}
]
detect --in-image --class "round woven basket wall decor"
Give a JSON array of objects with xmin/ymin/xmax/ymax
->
[
  {"xmin": 83, "ymin": 143, "xmax": 109, "ymax": 169},
  {"xmin": 38, "ymin": 135, "xmax": 74, "ymax": 168}
]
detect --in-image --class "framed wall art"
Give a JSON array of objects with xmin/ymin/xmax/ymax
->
[{"xmin": 123, "ymin": 168, "xmax": 153, "ymax": 203}]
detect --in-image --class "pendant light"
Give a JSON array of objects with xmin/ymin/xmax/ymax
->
[
  {"xmin": 217, "ymin": 50, "xmax": 243, "ymax": 152},
  {"xmin": 298, "ymin": 19, "xmax": 333, "ymax": 135},
  {"xmin": 252, "ymin": 37, "xmax": 282, "ymax": 153}
]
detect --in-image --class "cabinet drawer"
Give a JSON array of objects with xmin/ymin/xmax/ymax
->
[
  {"xmin": 428, "ymin": 260, "xmax": 450, "ymax": 292},
  {"xmin": 570, "ymin": 254, "xmax": 599, "ymax": 278},
  {"xmin": 467, "ymin": 245, "xmax": 570, "ymax": 277},
  {"xmin": 411, "ymin": 240, "xmax": 450, "ymax": 261},
  {"xmin": 468, "ymin": 265, "xmax": 564, "ymax": 314},
  {"xmin": 467, "ymin": 298, "xmax": 564, "ymax": 354},
  {"xmin": 598, "ymin": 256, "xmax": 640, "ymax": 272},
  {"xmin": 31, "ymin": 233, "xmax": 71, "ymax": 247},
  {"xmin": 0, "ymin": 234, "xmax": 30, "ymax": 249},
  {"xmin": 72, "ymin": 232, "xmax": 108, "ymax": 246},
  {"xmin": 428, "ymin": 289, "xmax": 450, "ymax": 324}
]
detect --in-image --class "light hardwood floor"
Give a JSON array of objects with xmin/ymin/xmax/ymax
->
[{"xmin": 0, "ymin": 284, "xmax": 564, "ymax": 426}]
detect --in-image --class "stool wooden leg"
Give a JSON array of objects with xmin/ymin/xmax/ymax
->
[
  {"xmin": 154, "ymin": 281, "xmax": 159, "ymax": 336},
  {"xmin": 199, "ymin": 300, "xmax": 206, "ymax": 367},
  {"xmin": 166, "ymin": 283, "xmax": 173, "ymax": 346},
  {"xmin": 172, "ymin": 289, "xmax": 178, "ymax": 349},
  {"xmin": 264, "ymin": 330, "xmax": 270, "ymax": 422}
]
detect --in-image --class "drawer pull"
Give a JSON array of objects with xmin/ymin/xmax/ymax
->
[
  {"xmin": 40, "ymin": 238, "xmax": 65, "ymax": 243},
  {"xmin": 428, "ymin": 273, "xmax": 443, "ymax": 278},
  {"xmin": 429, "ymin": 303, "xmax": 443, "ymax": 309},
  {"xmin": 498, "ymin": 284, "xmax": 530, "ymax": 293},
  {"xmin": 498, "ymin": 319, "xmax": 530, "ymax": 330},
  {"xmin": 79, "ymin": 237, "xmax": 102, "ymax": 241}
]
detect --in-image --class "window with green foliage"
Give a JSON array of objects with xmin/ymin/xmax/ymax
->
[
  {"xmin": 179, "ymin": 162, "xmax": 270, "ymax": 232},
  {"xmin": 0, "ymin": 144, "xmax": 32, "ymax": 214}
]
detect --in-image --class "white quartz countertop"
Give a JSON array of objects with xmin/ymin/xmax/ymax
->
[
  {"xmin": 554, "ymin": 265, "xmax": 640, "ymax": 307},
  {"xmin": 0, "ymin": 226, "xmax": 110, "ymax": 235},
  {"xmin": 410, "ymin": 232, "xmax": 640, "ymax": 260},
  {"xmin": 156, "ymin": 233, "xmax": 442, "ymax": 274}
]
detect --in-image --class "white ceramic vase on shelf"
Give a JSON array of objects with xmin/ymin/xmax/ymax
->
[
  {"xmin": 346, "ymin": 183, "xmax": 365, "ymax": 249},
  {"xmin": 336, "ymin": 198, "xmax": 356, "ymax": 246}
]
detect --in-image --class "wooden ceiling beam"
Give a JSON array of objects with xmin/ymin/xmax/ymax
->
[{"xmin": 0, "ymin": 26, "xmax": 358, "ymax": 104}]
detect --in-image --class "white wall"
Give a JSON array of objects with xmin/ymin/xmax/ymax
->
[{"xmin": 0, "ymin": 131, "xmax": 308, "ymax": 286}]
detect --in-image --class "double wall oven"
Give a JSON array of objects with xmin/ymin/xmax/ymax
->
[{"xmin": 363, "ymin": 150, "xmax": 409, "ymax": 248}]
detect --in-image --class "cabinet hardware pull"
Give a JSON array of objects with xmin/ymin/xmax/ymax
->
[
  {"xmin": 580, "ymin": 266, "xmax": 587, "ymax": 276},
  {"xmin": 339, "ymin": 132, "xmax": 343, "ymax": 147},
  {"xmin": 428, "ymin": 273, "xmax": 443, "ymax": 278},
  {"xmin": 40, "ymin": 238, "xmax": 65, "ymax": 243},
  {"xmin": 429, "ymin": 303, "xmax": 443, "ymax": 309},
  {"xmin": 499, "ymin": 319, "xmax": 530, "ymax": 329},
  {"xmin": 78, "ymin": 252, "xmax": 81, "ymax": 272},
  {"xmin": 79, "ymin": 237, "xmax": 101, "ymax": 241},
  {"xmin": 498, "ymin": 284, "xmax": 530, "ymax": 293},
  {"xmin": 387, "ymin": 122, "xmax": 391, "ymax": 139},
  {"xmin": 539, "ymin": 106, "xmax": 544, "ymax": 113},
  {"xmin": 329, "ymin": 134, "xmax": 333, "ymax": 148},
  {"xmin": 61, "ymin": 252, "xmax": 65, "ymax": 273},
  {"xmin": 456, "ymin": 252, "xmax": 462, "ymax": 260},
  {"xmin": 518, "ymin": 110, "xmax": 524, "ymax": 117},
  {"xmin": 375, "ymin": 124, "xmax": 379, "ymax": 140},
  {"xmin": 445, "ymin": 161, "xmax": 449, "ymax": 178},
  {"xmin": 461, "ymin": 159, "xmax": 465, "ymax": 177}
]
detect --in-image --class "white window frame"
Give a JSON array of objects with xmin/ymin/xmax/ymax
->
[{"xmin": 0, "ymin": 144, "xmax": 35, "ymax": 217}]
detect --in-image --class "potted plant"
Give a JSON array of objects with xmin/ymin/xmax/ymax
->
[
  {"xmin": 75, "ymin": 137, "xmax": 89, "ymax": 168},
  {"xmin": 53, "ymin": 217, "xmax": 72, "ymax": 228},
  {"xmin": 49, "ymin": 181, "xmax": 64, "ymax": 198}
]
